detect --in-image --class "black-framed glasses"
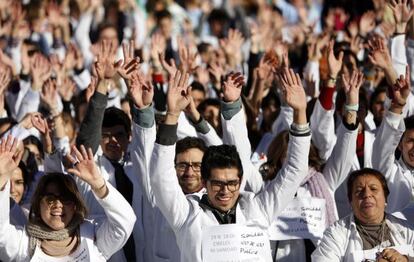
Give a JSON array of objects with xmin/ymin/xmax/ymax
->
[
  {"xmin": 175, "ymin": 162, "xmax": 202, "ymax": 172},
  {"xmin": 208, "ymin": 179, "xmax": 240, "ymax": 192},
  {"xmin": 42, "ymin": 193, "xmax": 75, "ymax": 206}
]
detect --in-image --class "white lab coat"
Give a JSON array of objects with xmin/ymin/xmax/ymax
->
[
  {"xmin": 0, "ymin": 180, "xmax": 136, "ymax": 261},
  {"xmin": 130, "ymin": 107, "xmax": 221, "ymax": 262},
  {"xmin": 372, "ymin": 110, "xmax": 414, "ymax": 215},
  {"xmin": 312, "ymin": 214, "xmax": 414, "ymax": 262},
  {"xmin": 225, "ymin": 106, "xmax": 358, "ymax": 261},
  {"xmin": 149, "ymin": 123, "xmax": 311, "ymax": 261}
]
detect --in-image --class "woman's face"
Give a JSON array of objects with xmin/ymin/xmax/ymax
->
[
  {"xmin": 351, "ymin": 175, "xmax": 386, "ymax": 224},
  {"xmin": 10, "ymin": 168, "xmax": 24, "ymax": 204},
  {"xmin": 40, "ymin": 183, "xmax": 76, "ymax": 230}
]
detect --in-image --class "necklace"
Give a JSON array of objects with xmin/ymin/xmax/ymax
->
[{"xmin": 356, "ymin": 220, "xmax": 387, "ymax": 251}]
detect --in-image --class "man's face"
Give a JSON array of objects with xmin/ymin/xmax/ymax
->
[
  {"xmin": 175, "ymin": 148, "xmax": 204, "ymax": 194},
  {"xmin": 101, "ymin": 125, "xmax": 130, "ymax": 161},
  {"xmin": 371, "ymin": 92, "xmax": 386, "ymax": 123},
  {"xmin": 204, "ymin": 167, "xmax": 241, "ymax": 212},
  {"xmin": 399, "ymin": 129, "xmax": 414, "ymax": 169},
  {"xmin": 99, "ymin": 27, "xmax": 119, "ymax": 48},
  {"xmin": 159, "ymin": 17, "xmax": 172, "ymax": 38},
  {"xmin": 192, "ymin": 90, "xmax": 205, "ymax": 108}
]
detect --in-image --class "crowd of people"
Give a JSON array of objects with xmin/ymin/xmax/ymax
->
[{"xmin": 1, "ymin": 0, "xmax": 414, "ymax": 261}]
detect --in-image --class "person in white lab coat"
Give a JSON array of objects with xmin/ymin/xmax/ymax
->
[
  {"xmin": 312, "ymin": 168, "xmax": 414, "ymax": 262},
  {"xmin": 0, "ymin": 137, "xmax": 135, "ymax": 261}
]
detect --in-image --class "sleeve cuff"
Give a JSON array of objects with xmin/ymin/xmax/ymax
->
[
  {"xmin": 221, "ymin": 98, "xmax": 242, "ymax": 120},
  {"xmin": 386, "ymin": 110, "xmax": 404, "ymax": 129},
  {"xmin": 132, "ymin": 104, "xmax": 155, "ymax": 128},
  {"xmin": 156, "ymin": 123, "xmax": 178, "ymax": 145},
  {"xmin": 191, "ymin": 117, "xmax": 210, "ymax": 134}
]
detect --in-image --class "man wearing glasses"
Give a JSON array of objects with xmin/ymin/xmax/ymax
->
[{"xmin": 148, "ymin": 70, "xmax": 312, "ymax": 261}]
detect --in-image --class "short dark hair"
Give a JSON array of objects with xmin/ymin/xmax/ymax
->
[
  {"xmin": 347, "ymin": 168, "xmax": 390, "ymax": 202},
  {"xmin": 102, "ymin": 107, "xmax": 131, "ymax": 135},
  {"xmin": 197, "ymin": 42, "xmax": 211, "ymax": 54},
  {"xmin": 197, "ymin": 98, "xmax": 221, "ymax": 113},
  {"xmin": 175, "ymin": 137, "xmax": 207, "ymax": 162},
  {"xmin": 369, "ymin": 86, "xmax": 387, "ymax": 114},
  {"xmin": 201, "ymin": 145, "xmax": 243, "ymax": 180},
  {"xmin": 191, "ymin": 81, "xmax": 206, "ymax": 95},
  {"xmin": 155, "ymin": 9, "xmax": 172, "ymax": 23},
  {"xmin": 29, "ymin": 173, "xmax": 88, "ymax": 224},
  {"xmin": 404, "ymin": 115, "xmax": 414, "ymax": 131}
]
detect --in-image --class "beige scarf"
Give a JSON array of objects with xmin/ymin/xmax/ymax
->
[{"xmin": 26, "ymin": 215, "xmax": 83, "ymax": 257}]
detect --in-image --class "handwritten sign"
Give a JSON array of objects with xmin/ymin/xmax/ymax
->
[
  {"xmin": 202, "ymin": 224, "xmax": 272, "ymax": 262},
  {"xmin": 268, "ymin": 198, "xmax": 326, "ymax": 240}
]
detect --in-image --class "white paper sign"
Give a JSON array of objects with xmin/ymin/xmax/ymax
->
[
  {"xmin": 202, "ymin": 224, "xmax": 272, "ymax": 262},
  {"xmin": 268, "ymin": 198, "xmax": 326, "ymax": 240},
  {"xmin": 352, "ymin": 245, "xmax": 413, "ymax": 262}
]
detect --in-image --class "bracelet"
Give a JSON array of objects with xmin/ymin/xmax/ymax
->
[
  {"xmin": 166, "ymin": 111, "xmax": 180, "ymax": 117},
  {"xmin": 92, "ymin": 180, "xmax": 106, "ymax": 191},
  {"xmin": 344, "ymin": 104, "xmax": 359, "ymax": 112},
  {"xmin": 291, "ymin": 122, "xmax": 310, "ymax": 131}
]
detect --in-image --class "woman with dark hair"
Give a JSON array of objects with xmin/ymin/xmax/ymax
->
[
  {"xmin": 312, "ymin": 168, "xmax": 414, "ymax": 262},
  {"xmin": 0, "ymin": 136, "xmax": 136, "ymax": 261}
]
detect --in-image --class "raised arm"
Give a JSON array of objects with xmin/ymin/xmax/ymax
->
[
  {"xmin": 67, "ymin": 145, "xmax": 136, "ymax": 259},
  {"xmin": 219, "ymin": 72, "xmax": 264, "ymax": 193},
  {"xmin": 150, "ymin": 70, "xmax": 193, "ymax": 229},
  {"xmin": 128, "ymin": 67, "xmax": 157, "ymax": 206},
  {"xmin": 310, "ymin": 40, "xmax": 342, "ymax": 161},
  {"xmin": 0, "ymin": 136, "xmax": 29, "ymax": 261},
  {"xmin": 323, "ymin": 70, "xmax": 363, "ymax": 190},
  {"xmin": 255, "ymin": 68, "xmax": 311, "ymax": 223}
]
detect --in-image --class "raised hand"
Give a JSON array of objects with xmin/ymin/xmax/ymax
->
[
  {"xmin": 58, "ymin": 77, "xmax": 76, "ymax": 102},
  {"xmin": 359, "ymin": 11, "xmax": 376, "ymax": 37},
  {"xmin": 222, "ymin": 72, "xmax": 245, "ymax": 102},
  {"xmin": 0, "ymin": 135, "xmax": 19, "ymax": 189},
  {"xmin": 159, "ymin": 52, "xmax": 177, "ymax": 77},
  {"xmin": 391, "ymin": 66, "xmax": 411, "ymax": 108},
  {"xmin": 0, "ymin": 66, "xmax": 11, "ymax": 94},
  {"xmin": 367, "ymin": 37, "xmax": 392, "ymax": 70},
  {"xmin": 95, "ymin": 40, "xmax": 118, "ymax": 80},
  {"xmin": 389, "ymin": 0, "xmax": 414, "ymax": 33},
  {"xmin": 178, "ymin": 39, "xmax": 198, "ymax": 73},
  {"xmin": 279, "ymin": 68, "xmax": 307, "ymax": 113},
  {"xmin": 117, "ymin": 40, "xmax": 140, "ymax": 80},
  {"xmin": 67, "ymin": 145, "xmax": 105, "ymax": 193},
  {"xmin": 30, "ymin": 53, "xmax": 52, "ymax": 91},
  {"xmin": 31, "ymin": 114, "xmax": 53, "ymax": 154},
  {"xmin": 327, "ymin": 40, "xmax": 344, "ymax": 79},
  {"xmin": 150, "ymin": 33, "xmax": 166, "ymax": 63},
  {"xmin": 40, "ymin": 79, "xmax": 59, "ymax": 111},
  {"xmin": 166, "ymin": 70, "xmax": 191, "ymax": 117},
  {"xmin": 128, "ymin": 70, "xmax": 154, "ymax": 109},
  {"xmin": 341, "ymin": 70, "xmax": 364, "ymax": 105}
]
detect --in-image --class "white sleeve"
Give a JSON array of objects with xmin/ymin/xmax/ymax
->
[
  {"xmin": 390, "ymin": 34, "xmax": 408, "ymax": 77},
  {"xmin": 311, "ymin": 222, "xmax": 345, "ymax": 262},
  {"xmin": 271, "ymin": 106, "xmax": 293, "ymax": 137},
  {"xmin": 95, "ymin": 182, "xmax": 136, "ymax": 259},
  {"xmin": 372, "ymin": 111, "xmax": 404, "ymax": 177},
  {"xmin": 16, "ymin": 87, "xmax": 40, "ymax": 122},
  {"xmin": 0, "ymin": 181, "xmax": 29, "ymax": 261},
  {"xmin": 310, "ymin": 100, "xmax": 337, "ymax": 162},
  {"xmin": 323, "ymin": 122, "xmax": 358, "ymax": 191},
  {"xmin": 130, "ymin": 122, "xmax": 156, "ymax": 206},
  {"xmin": 150, "ymin": 142, "xmax": 192, "ymax": 229},
  {"xmin": 407, "ymin": 39, "xmax": 414, "ymax": 89},
  {"xmin": 222, "ymin": 108, "xmax": 264, "ymax": 194},
  {"xmin": 196, "ymin": 122, "xmax": 222, "ymax": 146},
  {"xmin": 303, "ymin": 60, "xmax": 320, "ymax": 98},
  {"xmin": 254, "ymin": 133, "xmax": 311, "ymax": 223}
]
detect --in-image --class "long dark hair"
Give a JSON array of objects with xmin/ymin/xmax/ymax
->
[{"xmin": 29, "ymin": 173, "xmax": 88, "ymax": 225}]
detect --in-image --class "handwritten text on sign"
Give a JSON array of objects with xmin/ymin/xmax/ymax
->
[
  {"xmin": 268, "ymin": 198, "xmax": 326, "ymax": 240},
  {"xmin": 202, "ymin": 224, "xmax": 272, "ymax": 262}
]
